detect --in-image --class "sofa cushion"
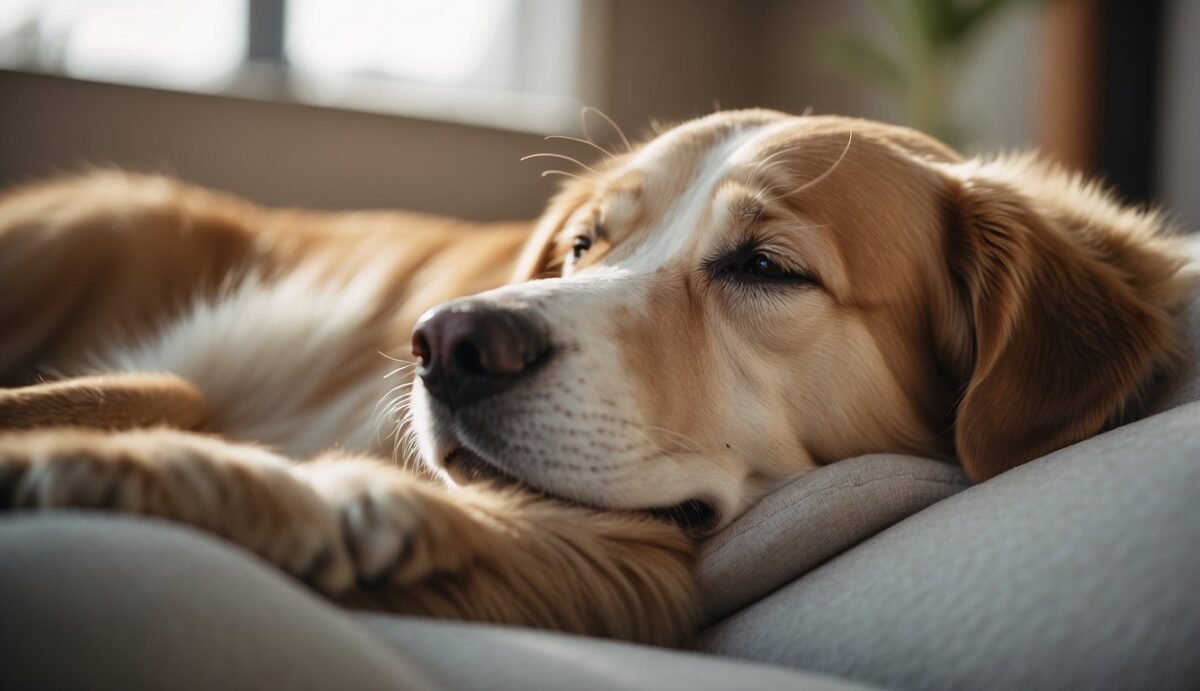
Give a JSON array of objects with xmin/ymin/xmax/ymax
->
[
  {"xmin": 696, "ymin": 454, "xmax": 969, "ymax": 622},
  {"xmin": 0, "ymin": 513, "xmax": 876, "ymax": 691},
  {"xmin": 360, "ymin": 615, "xmax": 876, "ymax": 691},
  {"xmin": 1147, "ymin": 234, "xmax": 1200, "ymax": 413},
  {"xmin": 0, "ymin": 514, "xmax": 442, "ymax": 691},
  {"xmin": 697, "ymin": 400, "xmax": 1200, "ymax": 691}
]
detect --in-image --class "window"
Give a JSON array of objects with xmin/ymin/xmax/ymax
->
[
  {"xmin": 0, "ymin": 0, "xmax": 246, "ymax": 90},
  {"xmin": 0, "ymin": 0, "xmax": 601, "ymax": 132}
]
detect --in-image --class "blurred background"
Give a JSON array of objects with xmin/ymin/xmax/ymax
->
[{"xmin": 0, "ymin": 0, "xmax": 1195, "ymax": 229}]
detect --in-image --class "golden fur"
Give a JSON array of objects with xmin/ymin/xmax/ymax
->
[{"xmin": 0, "ymin": 110, "xmax": 1190, "ymax": 646}]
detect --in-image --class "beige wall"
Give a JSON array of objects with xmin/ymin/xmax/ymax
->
[{"xmin": 0, "ymin": 70, "xmax": 555, "ymax": 220}]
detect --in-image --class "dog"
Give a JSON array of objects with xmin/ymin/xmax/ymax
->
[{"xmin": 0, "ymin": 110, "xmax": 1190, "ymax": 646}]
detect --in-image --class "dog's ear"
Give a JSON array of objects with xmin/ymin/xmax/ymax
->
[
  {"xmin": 935, "ymin": 162, "xmax": 1180, "ymax": 482},
  {"xmin": 511, "ymin": 184, "xmax": 591, "ymax": 283}
]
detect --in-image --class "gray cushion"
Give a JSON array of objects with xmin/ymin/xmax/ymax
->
[
  {"xmin": 361, "ymin": 615, "xmax": 875, "ymax": 691},
  {"xmin": 1147, "ymin": 234, "xmax": 1200, "ymax": 413},
  {"xmin": 697, "ymin": 454, "xmax": 969, "ymax": 622},
  {"xmin": 697, "ymin": 401, "xmax": 1200, "ymax": 691},
  {"xmin": 0, "ymin": 514, "xmax": 441, "ymax": 691},
  {"xmin": 0, "ymin": 513, "xmax": 875, "ymax": 691}
]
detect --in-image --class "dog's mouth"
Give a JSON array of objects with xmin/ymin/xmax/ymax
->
[
  {"xmin": 443, "ymin": 446, "xmax": 522, "ymax": 486},
  {"xmin": 442, "ymin": 446, "xmax": 721, "ymax": 534}
]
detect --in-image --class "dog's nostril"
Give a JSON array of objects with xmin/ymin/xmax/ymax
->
[
  {"xmin": 412, "ymin": 331, "xmax": 432, "ymax": 368},
  {"xmin": 452, "ymin": 340, "xmax": 486, "ymax": 376},
  {"xmin": 411, "ymin": 302, "xmax": 550, "ymax": 406}
]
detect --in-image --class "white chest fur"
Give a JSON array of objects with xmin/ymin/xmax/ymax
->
[{"xmin": 80, "ymin": 269, "xmax": 403, "ymax": 459}]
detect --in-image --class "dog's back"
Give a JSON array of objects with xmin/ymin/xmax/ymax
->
[{"xmin": 0, "ymin": 170, "xmax": 531, "ymax": 457}]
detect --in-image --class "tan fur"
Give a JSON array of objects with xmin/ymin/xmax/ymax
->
[
  {"xmin": 0, "ymin": 170, "xmax": 698, "ymax": 646},
  {"xmin": 0, "ymin": 111, "xmax": 1190, "ymax": 646},
  {"xmin": 497, "ymin": 112, "xmax": 1188, "ymax": 500},
  {"xmin": 0, "ymin": 373, "xmax": 209, "ymax": 432}
]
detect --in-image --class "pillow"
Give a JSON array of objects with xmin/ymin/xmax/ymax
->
[
  {"xmin": 1145, "ymin": 234, "xmax": 1200, "ymax": 414},
  {"xmin": 697, "ymin": 454, "xmax": 969, "ymax": 623}
]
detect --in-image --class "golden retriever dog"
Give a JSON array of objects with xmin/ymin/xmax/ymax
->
[{"xmin": 0, "ymin": 110, "xmax": 1190, "ymax": 646}]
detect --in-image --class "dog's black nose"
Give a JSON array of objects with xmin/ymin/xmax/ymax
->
[{"xmin": 412, "ymin": 302, "xmax": 550, "ymax": 407}]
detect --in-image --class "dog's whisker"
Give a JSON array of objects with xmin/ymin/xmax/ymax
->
[
  {"xmin": 378, "ymin": 351, "xmax": 417, "ymax": 365},
  {"xmin": 544, "ymin": 134, "xmax": 614, "ymax": 159},
  {"xmin": 582, "ymin": 106, "xmax": 632, "ymax": 153},
  {"xmin": 788, "ymin": 127, "xmax": 853, "ymax": 197},
  {"xmin": 520, "ymin": 152, "xmax": 600, "ymax": 175},
  {"xmin": 641, "ymin": 424, "xmax": 702, "ymax": 454},
  {"xmin": 541, "ymin": 169, "xmax": 585, "ymax": 181},
  {"xmin": 749, "ymin": 144, "xmax": 803, "ymax": 182}
]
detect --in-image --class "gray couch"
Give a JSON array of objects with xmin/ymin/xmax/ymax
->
[{"xmin": 2, "ymin": 244, "xmax": 1198, "ymax": 690}]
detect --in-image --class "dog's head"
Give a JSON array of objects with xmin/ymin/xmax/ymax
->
[{"xmin": 410, "ymin": 110, "xmax": 1183, "ymax": 532}]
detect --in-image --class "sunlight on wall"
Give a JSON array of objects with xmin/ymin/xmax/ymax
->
[{"xmin": 287, "ymin": 0, "xmax": 513, "ymax": 86}]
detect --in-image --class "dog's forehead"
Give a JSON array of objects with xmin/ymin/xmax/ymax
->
[
  {"xmin": 598, "ymin": 117, "xmax": 800, "ymax": 273},
  {"xmin": 624, "ymin": 114, "xmax": 795, "ymax": 187}
]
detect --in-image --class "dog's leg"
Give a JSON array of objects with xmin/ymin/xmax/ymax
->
[
  {"xmin": 0, "ymin": 373, "xmax": 210, "ymax": 432},
  {"xmin": 0, "ymin": 428, "xmax": 699, "ymax": 645},
  {"xmin": 299, "ymin": 459, "xmax": 699, "ymax": 646},
  {"xmin": 0, "ymin": 427, "xmax": 356, "ymax": 592},
  {"xmin": 0, "ymin": 172, "xmax": 256, "ymax": 384}
]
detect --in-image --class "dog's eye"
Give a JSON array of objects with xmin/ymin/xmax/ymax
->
[
  {"xmin": 729, "ymin": 252, "xmax": 811, "ymax": 283},
  {"xmin": 744, "ymin": 253, "xmax": 787, "ymax": 279},
  {"xmin": 707, "ymin": 247, "xmax": 818, "ymax": 289},
  {"xmin": 572, "ymin": 235, "xmax": 593, "ymax": 260}
]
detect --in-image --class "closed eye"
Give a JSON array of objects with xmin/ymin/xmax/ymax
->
[
  {"xmin": 571, "ymin": 235, "xmax": 592, "ymax": 260},
  {"xmin": 566, "ymin": 221, "xmax": 606, "ymax": 267},
  {"xmin": 703, "ymin": 243, "xmax": 820, "ymax": 289}
]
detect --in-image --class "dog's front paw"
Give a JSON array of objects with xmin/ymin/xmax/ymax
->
[
  {"xmin": 338, "ymin": 484, "xmax": 426, "ymax": 586},
  {"xmin": 300, "ymin": 460, "xmax": 473, "ymax": 589},
  {"xmin": 0, "ymin": 429, "xmax": 356, "ymax": 596}
]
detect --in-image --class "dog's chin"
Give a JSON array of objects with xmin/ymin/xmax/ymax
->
[{"xmin": 439, "ymin": 445, "xmax": 721, "ymax": 534}]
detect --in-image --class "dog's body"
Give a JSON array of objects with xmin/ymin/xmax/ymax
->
[
  {"xmin": 0, "ymin": 172, "xmax": 530, "ymax": 454},
  {"xmin": 0, "ymin": 111, "xmax": 1191, "ymax": 646},
  {"xmin": 0, "ymin": 170, "xmax": 699, "ymax": 644}
]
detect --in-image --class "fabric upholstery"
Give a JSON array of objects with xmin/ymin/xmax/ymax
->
[
  {"xmin": 1147, "ymin": 234, "xmax": 1200, "ymax": 413},
  {"xmin": 696, "ymin": 454, "xmax": 969, "ymax": 622},
  {"xmin": 0, "ymin": 513, "xmax": 874, "ymax": 691},
  {"xmin": 697, "ymin": 401, "xmax": 1200, "ymax": 691},
  {"xmin": 0, "ymin": 514, "xmax": 441, "ymax": 691},
  {"xmin": 360, "ymin": 616, "xmax": 875, "ymax": 691}
]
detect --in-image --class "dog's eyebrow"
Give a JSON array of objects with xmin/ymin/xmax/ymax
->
[
  {"xmin": 735, "ymin": 201, "xmax": 764, "ymax": 221},
  {"xmin": 602, "ymin": 174, "xmax": 643, "ymax": 199},
  {"xmin": 725, "ymin": 192, "xmax": 766, "ymax": 223}
]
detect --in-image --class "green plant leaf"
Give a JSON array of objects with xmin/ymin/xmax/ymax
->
[{"xmin": 950, "ymin": 0, "xmax": 1029, "ymax": 40}]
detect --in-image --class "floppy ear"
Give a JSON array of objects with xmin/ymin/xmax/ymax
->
[
  {"xmin": 510, "ymin": 184, "xmax": 591, "ymax": 283},
  {"xmin": 938, "ymin": 163, "xmax": 1181, "ymax": 482}
]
